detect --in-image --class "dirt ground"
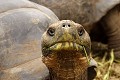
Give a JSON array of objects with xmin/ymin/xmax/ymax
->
[{"xmin": 110, "ymin": 63, "xmax": 120, "ymax": 80}]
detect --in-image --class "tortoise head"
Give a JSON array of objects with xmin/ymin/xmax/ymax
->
[
  {"xmin": 41, "ymin": 20, "xmax": 94, "ymax": 80},
  {"xmin": 41, "ymin": 20, "xmax": 91, "ymax": 56}
]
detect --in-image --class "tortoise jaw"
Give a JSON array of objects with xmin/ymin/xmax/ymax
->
[
  {"xmin": 42, "ymin": 41, "xmax": 89, "ymax": 58},
  {"xmin": 49, "ymin": 42, "xmax": 84, "ymax": 51}
]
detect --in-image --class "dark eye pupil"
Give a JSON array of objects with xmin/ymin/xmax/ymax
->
[
  {"xmin": 47, "ymin": 28, "xmax": 55, "ymax": 36},
  {"xmin": 78, "ymin": 28, "xmax": 84, "ymax": 36}
]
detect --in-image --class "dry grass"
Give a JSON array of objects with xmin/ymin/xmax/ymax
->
[{"xmin": 92, "ymin": 50, "xmax": 120, "ymax": 80}]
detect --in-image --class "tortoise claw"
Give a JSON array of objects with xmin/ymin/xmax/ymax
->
[
  {"xmin": 89, "ymin": 58, "xmax": 97, "ymax": 67},
  {"xmin": 88, "ymin": 58, "xmax": 97, "ymax": 80}
]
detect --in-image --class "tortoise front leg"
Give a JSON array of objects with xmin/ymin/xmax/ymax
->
[{"xmin": 102, "ymin": 5, "xmax": 120, "ymax": 60}]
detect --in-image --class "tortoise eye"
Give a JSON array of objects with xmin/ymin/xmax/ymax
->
[
  {"xmin": 47, "ymin": 27, "xmax": 55, "ymax": 36},
  {"xmin": 78, "ymin": 27, "xmax": 85, "ymax": 36}
]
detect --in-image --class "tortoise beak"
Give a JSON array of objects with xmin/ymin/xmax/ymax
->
[{"xmin": 49, "ymin": 42, "xmax": 84, "ymax": 51}]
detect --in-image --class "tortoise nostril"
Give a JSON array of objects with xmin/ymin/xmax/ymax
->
[
  {"xmin": 68, "ymin": 24, "xmax": 70, "ymax": 27},
  {"xmin": 62, "ymin": 24, "xmax": 71, "ymax": 27},
  {"xmin": 62, "ymin": 24, "xmax": 65, "ymax": 27}
]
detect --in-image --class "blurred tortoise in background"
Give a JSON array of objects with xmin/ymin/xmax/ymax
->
[
  {"xmin": 41, "ymin": 20, "xmax": 97, "ymax": 80},
  {"xmin": 0, "ymin": 0, "xmax": 58, "ymax": 80},
  {"xmin": 30, "ymin": 0, "xmax": 120, "ymax": 59},
  {"xmin": 0, "ymin": 0, "xmax": 97, "ymax": 80}
]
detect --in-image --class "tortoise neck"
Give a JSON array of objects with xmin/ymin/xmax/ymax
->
[
  {"xmin": 49, "ymin": 67, "xmax": 87, "ymax": 80},
  {"xmin": 43, "ymin": 51, "xmax": 89, "ymax": 80}
]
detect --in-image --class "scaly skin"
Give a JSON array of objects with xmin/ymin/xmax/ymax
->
[
  {"xmin": 101, "ymin": 5, "xmax": 120, "ymax": 60},
  {"xmin": 41, "ymin": 20, "xmax": 94, "ymax": 80}
]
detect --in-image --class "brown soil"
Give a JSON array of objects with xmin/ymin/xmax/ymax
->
[{"xmin": 109, "ymin": 63, "xmax": 120, "ymax": 80}]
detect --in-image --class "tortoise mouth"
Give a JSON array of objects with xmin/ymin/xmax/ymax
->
[
  {"xmin": 42, "ymin": 41, "xmax": 90, "ymax": 58},
  {"xmin": 48, "ymin": 42, "xmax": 84, "ymax": 52}
]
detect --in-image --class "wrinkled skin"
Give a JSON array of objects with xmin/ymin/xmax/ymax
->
[
  {"xmin": 100, "ymin": 5, "xmax": 120, "ymax": 59},
  {"xmin": 30, "ymin": 0, "xmax": 120, "ymax": 59},
  {"xmin": 41, "ymin": 20, "xmax": 97, "ymax": 80}
]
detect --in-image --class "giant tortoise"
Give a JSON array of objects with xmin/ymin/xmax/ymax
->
[
  {"xmin": 0, "ymin": 0, "xmax": 97, "ymax": 80},
  {"xmin": 30, "ymin": 0, "xmax": 120, "ymax": 59}
]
